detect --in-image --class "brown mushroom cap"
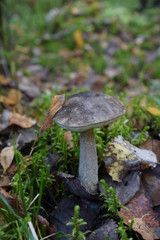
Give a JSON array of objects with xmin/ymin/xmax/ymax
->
[{"xmin": 53, "ymin": 91, "xmax": 126, "ymax": 132}]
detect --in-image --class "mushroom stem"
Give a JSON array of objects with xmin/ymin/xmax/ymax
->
[{"xmin": 79, "ymin": 129, "xmax": 98, "ymax": 194}]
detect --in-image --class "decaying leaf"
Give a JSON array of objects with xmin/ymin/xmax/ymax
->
[
  {"xmin": 40, "ymin": 94, "xmax": 65, "ymax": 132},
  {"xmin": 140, "ymin": 139, "xmax": 160, "ymax": 162},
  {"xmin": 87, "ymin": 219, "xmax": 118, "ymax": 240},
  {"xmin": 64, "ymin": 130, "xmax": 74, "ymax": 148},
  {"xmin": 73, "ymin": 30, "xmax": 84, "ymax": 48},
  {"xmin": 142, "ymin": 166, "xmax": 160, "ymax": 207},
  {"xmin": 104, "ymin": 136, "xmax": 157, "ymax": 182},
  {"xmin": 0, "ymin": 146, "xmax": 14, "ymax": 172},
  {"xmin": 0, "ymin": 188, "xmax": 24, "ymax": 217},
  {"xmin": 37, "ymin": 215, "xmax": 53, "ymax": 238},
  {"xmin": 0, "ymin": 95, "xmax": 6, "ymax": 103},
  {"xmin": 9, "ymin": 113, "xmax": 36, "ymax": 128},
  {"xmin": 5, "ymin": 89, "xmax": 22, "ymax": 106},
  {"xmin": 51, "ymin": 195, "xmax": 100, "ymax": 234},
  {"xmin": 147, "ymin": 106, "xmax": 160, "ymax": 117},
  {"xmin": 119, "ymin": 193, "xmax": 160, "ymax": 240},
  {"xmin": 0, "ymin": 175, "xmax": 11, "ymax": 187},
  {"xmin": 0, "ymin": 74, "xmax": 10, "ymax": 85}
]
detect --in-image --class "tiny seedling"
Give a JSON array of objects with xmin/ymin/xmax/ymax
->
[
  {"xmin": 100, "ymin": 179, "xmax": 127, "ymax": 218},
  {"xmin": 116, "ymin": 218, "xmax": 134, "ymax": 240},
  {"xmin": 65, "ymin": 205, "xmax": 89, "ymax": 240}
]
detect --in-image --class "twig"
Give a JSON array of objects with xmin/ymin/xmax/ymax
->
[{"xmin": 28, "ymin": 221, "xmax": 39, "ymax": 240}]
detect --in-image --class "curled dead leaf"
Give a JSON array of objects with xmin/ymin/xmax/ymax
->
[
  {"xmin": 0, "ymin": 188, "xmax": 24, "ymax": 217},
  {"xmin": 40, "ymin": 94, "xmax": 65, "ymax": 132},
  {"xmin": 0, "ymin": 146, "xmax": 14, "ymax": 173},
  {"xmin": 119, "ymin": 194, "xmax": 160, "ymax": 240},
  {"xmin": 9, "ymin": 113, "xmax": 36, "ymax": 128},
  {"xmin": 0, "ymin": 75, "xmax": 10, "ymax": 85},
  {"xmin": 5, "ymin": 89, "xmax": 22, "ymax": 106}
]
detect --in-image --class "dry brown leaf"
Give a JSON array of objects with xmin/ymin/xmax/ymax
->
[
  {"xmin": 0, "ymin": 188, "xmax": 24, "ymax": 217},
  {"xmin": 37, "ymin": 215, "xmax": 53, "ymax": 238},
  {"xmin": 0, "ymin": 175, "xmax": 11, "ymax": 187},
  {"xmin": 5, "ymin": 89, "xmax": 22, "ymax": 106},
  {"xmin": 9, "ymin": 113, "xmax": 35, "ymax": 128},
  {"xmin": 40, "ymin": 94, "xmax": 65, "ymax": 132},
  {"xmin": 64, "ymin": 131, "xmax": 74, "ymax": 148},
  {"xmin": 140, "ymin": 139, "xmax": 160, "ymax": 162},
  {"xmin": 119, "ymin": 193, "xmax": 160, "ymax": 240},
  {"xmin": 0, "ymin": 146, "xmax": 14, "ymax": 173},
  {"xmin": 0, "ymin": 75, "xmax": 10, "ymax": 85}
]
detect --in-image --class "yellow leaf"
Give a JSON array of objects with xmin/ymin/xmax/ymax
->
[
  {"xmin": 147, "ymin": 107, "xmax": 160, "ymax": 117},
  {"xmin": 73, "ymin": 30, "xmax": 84, "ymax": 48},
  {"xmin": 0, "ymin": 75, "xmax": 10, "ymax": 85},
  {"xmin": 0, "ymin": 95, "xmax": 6, "ymax": 103}
]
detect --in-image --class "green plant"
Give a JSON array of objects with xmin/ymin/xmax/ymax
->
[
  {"xmin": 106, "ymin": 115, "xmax": 149, "ymax": 146},
  {"xmin": 152, "ymin": 116, "xmax": 160, "ymax": 133},
  {"xmin": 129, "ymin": 95, "xmax": 151, "ymax": 127},
  {"xmin": 100, "ymin": 179, "xmax": 127, "ymax": 218},
  {"xmin": 0, "ymin": 194, "xmax": 34, "ymax": 240},
  {"xmin": 9, "ymin": 147, "xmax": 54, "ymax": 239},
  {"xmin": 116, "ymin": 218, "xmax": 134, "ymax": 240},
  {"xmin": 66, "ymin": 205, "xmax": 89, "ymax": 240}
]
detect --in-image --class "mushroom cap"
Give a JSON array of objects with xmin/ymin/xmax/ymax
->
[{"xmin": 53, "ymin": 91, "xmax": 126, "ymax": 132}]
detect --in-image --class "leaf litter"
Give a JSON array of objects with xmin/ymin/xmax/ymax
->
[{"xmin": 1, "ymin": 0, "xmax": 160, "ymax": 239}]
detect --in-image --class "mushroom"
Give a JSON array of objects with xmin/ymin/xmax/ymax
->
[{"xmin": 53, "ymin": 92, "xmax": 126, "ymax": 194}]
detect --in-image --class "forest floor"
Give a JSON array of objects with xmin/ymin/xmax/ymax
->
[{"xmin": 0, "ymin": 0, "xmax": 160, "ymax": 239}]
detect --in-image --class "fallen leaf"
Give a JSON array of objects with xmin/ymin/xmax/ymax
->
[
  {"xmin": 0, "ymin": 188, "xmax": 24, "ymax": 217},
  {"xmin": 0, "ymin": 146, "xmax": 14, "ymax": 172},
  {"xmin": 104, "ymin": 136, "xmax": 157, "ymax": 182},
  {"xmin": 140, "ymin": 139, "xmax": 160, "ymax": 162},
  {"xmin": 51, "ymin": 195, "xmax": 100, "ymax": 235},
  {"xmin": 19, "ymin": 76, "xmax": 41, "ymax": 98},
  {"xmin": 87, "ymin": 219, "xmax": 118, "ymax": 240},
  {"xmin": 73, "ymin": 30, "xmax": 84, "ymax": 48},
  {"xmin": 0, "ymin": 175, "xmax": 11, "ymax": 187},
  {"xmin": 119, "ymin": 194, "xmax": 160, "ymax": 240},
  {"xmin": 37, "ymin": 215, "xmax": 53, "ymax": 238},
  {"xmin": 0, "ymin": 75, "xmax": 10, "ymax": 85},
  {"xmin": 0, "ymin": 95, "xmax": 6, "ymax": 103},
  {"xmin": 40, "ymin": 94, "xmax": 65, "ymax": 132},
  {"xmin": 9, "ymin": 113, "xmax": 36, "ymax": 128},
  {"xmin": 142, "ymin": 166, "xmax": 160, "ymax": 207},
  {"xmin": 64, "ymin": 131, "xmax": 74, "ymax": 148},
  {"xmin": 5, "ymin": 89, "xmax": 22, "ymax": 106},
  {"xmin": 147, "ymin": 107, "xmax": 160, "ymax": 117}
]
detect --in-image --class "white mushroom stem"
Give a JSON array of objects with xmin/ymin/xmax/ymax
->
[{"xmin": 79, "ymin": 128, "xmax": 98, "ymax": 194}]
